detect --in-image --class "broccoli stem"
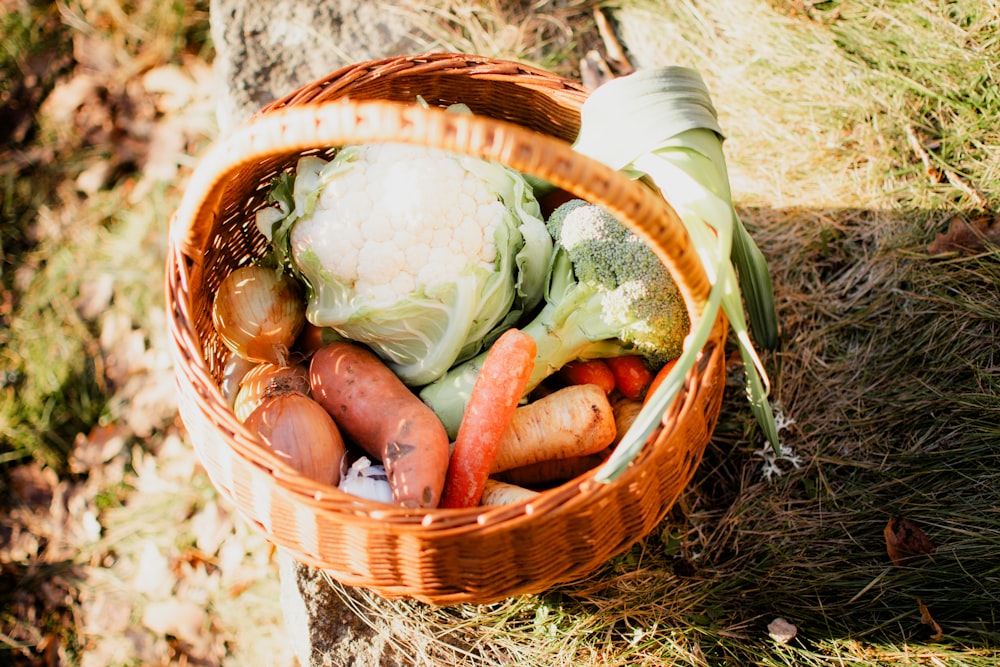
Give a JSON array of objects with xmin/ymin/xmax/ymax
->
[
  {"xmin": 520, "ymin": 287, "xmax": 632, "ymax": 387},
  {"xmin": 419, "ymin": 283, "xmax": 627, "ymax": 438}
]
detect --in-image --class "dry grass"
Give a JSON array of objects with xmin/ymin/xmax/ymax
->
[
  {"xmin": 313, "ymin": 1, "xmax": 1000, "ymax": 664},
  {"xmin": 2, "ymin": 0, "xmax": 998, "ymax": 665},
  {"xmin": 392, "ymin": 0, "xmax": 605, "ymax": 77}
]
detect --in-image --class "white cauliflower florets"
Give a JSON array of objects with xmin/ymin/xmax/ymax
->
[
  {"xmin": 290, "ymin": 143, "xmax": 505, "ymax": 305},
  {"xmin": 255, "ymin": 138, "xmax": 552, "ymax": 386}
]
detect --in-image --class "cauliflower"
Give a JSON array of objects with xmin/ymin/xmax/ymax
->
[
  {"xmin": 292, "ymin": 144, "xmax": 508, "ymax": 304},
  {"xmin": 256, "ymin": 141, "xmax": 552, "ymax": 386}
]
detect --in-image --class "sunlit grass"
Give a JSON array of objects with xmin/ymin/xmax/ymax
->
[{"xmin": 2, "ymin": 0, "xmax": 998, "ymax": 664}]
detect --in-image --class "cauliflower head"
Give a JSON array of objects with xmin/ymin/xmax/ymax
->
[{"xmin": 256, "ymin": 142, "xmax": 552, "ymax": 386}]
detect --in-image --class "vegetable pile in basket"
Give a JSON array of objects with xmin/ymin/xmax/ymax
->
[{"xmin": 210, "ymin": 68, "xmax": 779, "ymax": 510}]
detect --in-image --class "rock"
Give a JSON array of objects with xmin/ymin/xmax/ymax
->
[
  {"xmin": 278, "ymin": 551, "xmax": 407, "ymax": 667},
  {"xmin": 209, "ymin": 0, "xmax": 427, "ymax": 133}
]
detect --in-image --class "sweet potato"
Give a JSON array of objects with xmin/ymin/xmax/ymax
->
[{"xmin": 309, "ymin": 341, "xmax": 449, "ymax": 508}]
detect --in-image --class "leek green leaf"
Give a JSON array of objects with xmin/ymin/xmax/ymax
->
[{"xmin": 571, "ymin": 67, "xmax": 780, "ymax": 482}]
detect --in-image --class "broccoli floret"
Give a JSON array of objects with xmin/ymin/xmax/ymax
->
[
  {"xmin": 543, "ymin": 198, "xmax": 687, "ymax": 363},
  {"xmin": 420, "ymin": 199, "xmax": 689, "ymax": 437}
]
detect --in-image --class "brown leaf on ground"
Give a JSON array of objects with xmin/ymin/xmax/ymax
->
[
  {"xmin": 884, "ymin": 517, "xmax": 935, "ymax": 566},
  {"xmin": 69, "ymin": 423, "xmax": 128, "ymax": 475},
  {"xmin": 927, "ymin": 213, "xmax": 1000, "ymax": 255},
  {"xmin": 7, "ymin": 462, "xmax": 59, "ymax": 508},
  {"xmin": 917, "ymin": 597, "xmax": 944, "ymax": 640}
]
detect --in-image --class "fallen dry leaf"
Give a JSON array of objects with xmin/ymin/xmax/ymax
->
[
  {"xmin": 133, "ymin": 540, "xmax": 176, "ymax": 598},
  {"xmin": 917, "ymin": 597, "xmax": 944, "ymax": 640},
  {"xmin": 7, "ymin": 462, "xmax": 59, "ymax": 508},
  {"xmin": 927, "ymin": 213, "xmax": 1000, "ymax": 255},
  {"xmin": 69, "ymin": 423, "xmax": 128, "ymax": 475},
  {"xmin": 885, "ymin": 517, "xmax": 935, "ymax": 566},
  {"xmin": 141, "ymin": 599, "xmax": 212, "ymax": 657}
]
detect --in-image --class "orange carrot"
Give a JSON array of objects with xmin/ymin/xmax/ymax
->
[
  {"xmin": 643, "ymin": 358, "xmax": 679, "ymax": 405},
  {"xmin": 440, "ymin": 328, "xmax": 537, "ymax": 509},
  {"xmin": 605, "ymin": 355, "xmax": 654, "ymax": 400},
  {"xmin": 556, "ymin": 359, "xmax": 616, "ymax": 395}
]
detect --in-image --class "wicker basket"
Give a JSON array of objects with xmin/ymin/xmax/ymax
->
[{"xmin": 166, "ymin": 53, "xmax": 727, "ymax": 605}]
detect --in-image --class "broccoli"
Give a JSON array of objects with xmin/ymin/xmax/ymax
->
[{"xmin": 420, "ymin": 198, "xmax": 689, "ymax": 437}]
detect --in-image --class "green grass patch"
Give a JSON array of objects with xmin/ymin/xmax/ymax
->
[{"xmin": 2, "ymin": 0, "xmax": 999, "ymax": 664}]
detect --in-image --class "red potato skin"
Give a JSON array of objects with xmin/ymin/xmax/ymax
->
[{"xmin": 308, "ymin": 342, "xmax": 450, "ymax": 508}]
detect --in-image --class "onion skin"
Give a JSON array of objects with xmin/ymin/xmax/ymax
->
[
  {"xmin": 244, "ymin": 393, "xmax": 346, "ymax": 486},
  {"xmin": 233, "ymin": 362, "xmax": 310, "ymax": 422},
  {"xmin": 221, "ymin": 355, "xmax": 257, "ymax": 408},
  {"xmin": 212, "ymin": 265, "xmax": 306, "ymax": 365}
]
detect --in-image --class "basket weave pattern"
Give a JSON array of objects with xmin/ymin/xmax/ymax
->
[{"xmin": 166, "ymin": 53, "xmax": 727, "ymax": 605}]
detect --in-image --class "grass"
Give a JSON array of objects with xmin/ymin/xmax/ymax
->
[
  {"xmin": 1, "ymin": 0, "xmax": 210, "ymax": 471},
  {"xmin": 2, "ymin": 0, "xmax": 999, "ymax": 665}
]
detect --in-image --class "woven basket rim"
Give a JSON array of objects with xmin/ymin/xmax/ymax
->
[
  {"xmin": 165, "ymin": 54, "xmax": 728, "ymax": 602},
  {"xmin": 172, "ymin": 99, "xmax": 710, "ymax": 312}
]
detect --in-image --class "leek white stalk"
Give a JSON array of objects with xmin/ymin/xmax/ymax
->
[{"xmin": 572, "ymin": 67, "xmax": 780, "ymax": 482}]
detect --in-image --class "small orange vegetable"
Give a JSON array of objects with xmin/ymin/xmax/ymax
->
[
  {"xmin": 605, "ymin": 355, "xmax": 654, "ymax": 400},
  {"xmin": 440, "ymin": 328, "xmax": 537, "ymax": 509},
  {"xmin": 556, "ymin": 359, "xmax": 616, "ymax": 395},
  {"xmin": 644, "ymin": 358, "xmax": 679, "ymax": 405}
]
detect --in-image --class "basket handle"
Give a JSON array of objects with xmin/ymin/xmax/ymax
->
[{"xmin": 169, "ymin": 99, "xmax": 710, "ymax": 333}]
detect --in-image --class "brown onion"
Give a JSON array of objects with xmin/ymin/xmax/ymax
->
[
  {"xmin": 212, "ymin": 265, "xmax": 306, "ymax": 365},
  {"xmin": 244, "ymin": 392, "xmax": 346, "ymax": 486},
  {"xmin": 220, "ymin": 354, "xmax": 257, "ymax": 408},
  {"xmin": 233, "ymin": 362, "xmax": 310, "ymax": 422},
  {"xmin": 294, "ymin": 322, "xmax": 344, "ymax": 359}
]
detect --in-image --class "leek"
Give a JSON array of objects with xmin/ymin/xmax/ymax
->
[{"xmin": 572, "ymin": 67, "xmax": 780, "ymax": 482}]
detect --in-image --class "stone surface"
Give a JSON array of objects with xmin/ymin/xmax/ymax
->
[
  {"xmin": 209, "ymin": 0, "xmax": 427, "ymax": 133},
  {"xmin": 278, "ymin": 552, "xmax": 408, "ymax": 667}
]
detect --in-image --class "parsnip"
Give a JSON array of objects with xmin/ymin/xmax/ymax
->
[{"xmin": 491, "ymin": 383, "xmax": 616, "ymax": 473}]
